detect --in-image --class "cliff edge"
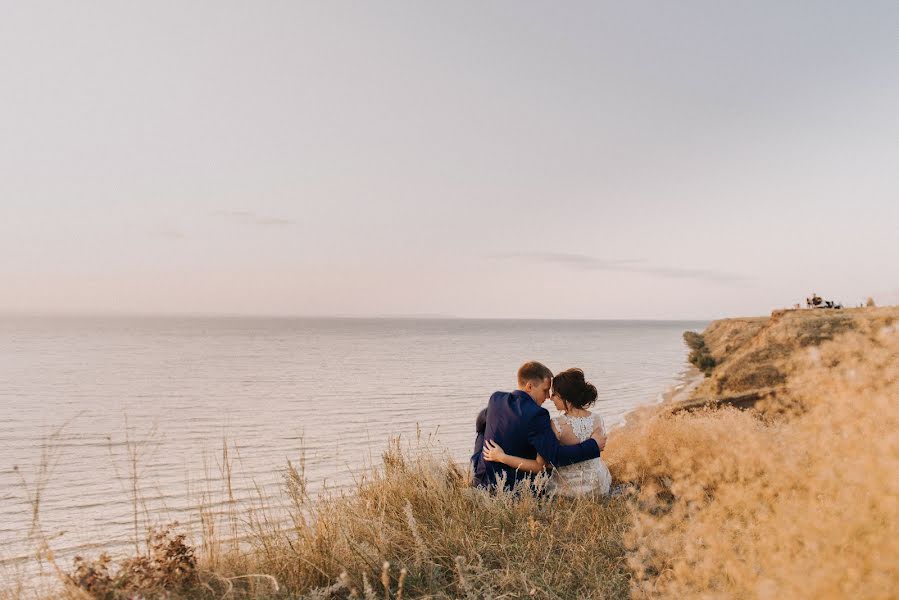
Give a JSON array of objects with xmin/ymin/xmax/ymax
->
[{"xmin": 677, "ymin": 305, "xmax": 899, "ymax": 414}]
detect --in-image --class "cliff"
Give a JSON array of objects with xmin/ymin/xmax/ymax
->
[
  {"xmin": 676, "ymin": 305, "xmax": 899, "ymax": 415},
  {"xmin": 606, "ymin": 304, "xmax": 898, "ymax": 597}
]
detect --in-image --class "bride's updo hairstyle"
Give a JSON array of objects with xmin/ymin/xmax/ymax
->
[{"xmin": 552, "ymin": 368, "xmax": 598, "ymax": 409}]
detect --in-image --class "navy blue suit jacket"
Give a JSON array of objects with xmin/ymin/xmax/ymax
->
[{"xmin": 471, "ymin": 390, "xmax": 601, "ymax": 490}]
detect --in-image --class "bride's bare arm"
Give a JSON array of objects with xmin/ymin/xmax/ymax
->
[
  {"xmin": 482, "ymin": 440, "xmax": 547, "ymax": 473},
  {"xmin": 590, "ymin": 420, "xmax": 607, "ymax": 452}
]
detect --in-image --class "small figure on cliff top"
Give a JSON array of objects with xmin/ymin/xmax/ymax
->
[{"xmin": 806, "ymin": 293, "xmax": 842, "ymax": 309}]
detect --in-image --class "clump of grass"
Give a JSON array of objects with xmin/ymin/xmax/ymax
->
[
  {"xmin": 792, "ymin": 313, "xmax": 854, "ymax": 347},
  {"xmin": 683, "ymin": 331, "xmax": 716, "ymax": 376},
  {"xmin": 712, "ymin": 344, "xmax": 787, "ymax": 393},
  {"xmin": 66, "ymin": 525, "xmax": 200, "ymax": 599},
  {"xmin": 606, "ymin": 324, "xmax": 899, "ymax": 598}
]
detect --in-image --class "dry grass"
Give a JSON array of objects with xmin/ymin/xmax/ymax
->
[
  {"xmin": 605, "ymin": 320, "xmax": 898, "ymax": 598},
  {"xmin": 8, "ymin": 308, "xmax": 898, "ymax": 599},
  {"xmin": 700, "ymin": 316, "xmax": 770, "ymax": 362},
  {"xmin": 686, "ymin": 306, "xmax": 898, "ymax": 411},
  {"xmin": 35, "ymin": 440, "xmax": 631, "ymax": 599},
  {"xmin": 215, "ymin": 442, "xmax": 632, "ymax": 598}
]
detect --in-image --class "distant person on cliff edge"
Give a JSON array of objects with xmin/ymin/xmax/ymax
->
[{"xmin": 471, "ymin": 361, "xmax": 605, "ymax": 491}]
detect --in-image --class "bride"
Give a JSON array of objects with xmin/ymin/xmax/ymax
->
[{"xmin": 482, "ymin": 368, "xmax": 612, "ymax": 497}]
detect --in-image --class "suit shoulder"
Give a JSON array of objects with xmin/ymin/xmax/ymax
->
[
  {"xmin": 527, "ymin": 404, "xmax": 550, "ymax": 421},
  {"xmin": 488, "ymin": 391, "xmax": 510, "ymax": 404}
]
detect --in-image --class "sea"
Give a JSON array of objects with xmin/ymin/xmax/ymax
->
[{"xmin": 0, "ymin": 316, "xmax": 705, "ymax": 571}]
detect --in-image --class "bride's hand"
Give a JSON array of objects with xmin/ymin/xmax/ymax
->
[{"xmin": 482, "ymin": 439, "xmax": 507, "ymax": 463}]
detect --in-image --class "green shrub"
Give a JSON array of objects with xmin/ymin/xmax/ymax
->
[
  {"xmin": 683, "ymin": 330, "xmax": 705, "ymax": 352},
  {"xmin": 684, "ymin": 331, "xmax": 716, "ymax": 376}
]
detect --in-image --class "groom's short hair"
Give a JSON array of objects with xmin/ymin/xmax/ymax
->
[{"xmin": 517, "ymin": 361, "xmax": 553, "ymax": 386}]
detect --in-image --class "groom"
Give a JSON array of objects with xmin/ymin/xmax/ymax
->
[{"xmin": 471, "ymin": 361, "xmax": 605, "ymax": 490}]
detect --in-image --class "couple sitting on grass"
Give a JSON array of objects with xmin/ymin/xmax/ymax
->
[{"xmin": 471, "ymin": 361, "xmax": 611, "ymax": 496}]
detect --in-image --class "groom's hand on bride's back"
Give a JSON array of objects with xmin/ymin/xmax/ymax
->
[{"xmin": 591, "ymin": 430, "xmax": 607, "ymax": 452}]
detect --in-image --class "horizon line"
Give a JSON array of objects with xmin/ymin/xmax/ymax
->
[{"xmin": 0, "ymin": 309, "xmax": 718, "ymax": 322}]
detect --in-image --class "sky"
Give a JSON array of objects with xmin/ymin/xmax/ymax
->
[{"xmin": 2, "ymin": 1, "xmax": 897, "ymax": 320}]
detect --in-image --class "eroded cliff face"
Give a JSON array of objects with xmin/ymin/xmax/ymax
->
[{"xmin": 679, "ymin": 306, "xmax": 898, "ymax": 415}]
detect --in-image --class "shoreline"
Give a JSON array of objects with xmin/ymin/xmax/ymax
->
[
  {"xmin": 605, "ymin": 365, "xmax": 702, "ymax": 432},
  {"xmin": 656, "ymin": 365, "xmax": 704, "ymax": 405}
]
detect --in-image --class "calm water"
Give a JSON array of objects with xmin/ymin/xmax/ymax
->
[{"xmin": 0, "ymin": 316, "xmax": 703, "ymax": 568}]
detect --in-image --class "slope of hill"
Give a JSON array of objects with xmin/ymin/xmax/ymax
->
[{"xmin": 677, "ymin": 306, "xmax": 898, "ymax": 415}]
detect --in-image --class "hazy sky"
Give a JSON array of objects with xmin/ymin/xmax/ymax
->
[{"xmin": 2, "ymin": 2, "xmax": 897, "ymax": 319}]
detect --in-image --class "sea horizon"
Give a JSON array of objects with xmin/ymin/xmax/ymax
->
[{"xmin": 0, "ymin": 311, "xmax": 717, "ymax": 323}]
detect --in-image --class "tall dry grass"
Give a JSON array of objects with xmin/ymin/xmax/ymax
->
[
  {"xmin": 605, "ymin": 324, "xmax": 898, "ymax": 598},
  {"xmin": 33, "ymin": 439, "xmax": 631, "ymax": 599},
  {"xmin": 216, "ymin": 442, "xmax": 631, "ymax": 599},
  {"xmin": 8, "ymin": 316, "xmax": 897, "ymax": 599}
]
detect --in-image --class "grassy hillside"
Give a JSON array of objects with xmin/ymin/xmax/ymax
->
[
  {"xmin": 677, "ymin": 306, "xmax": 899, "ymax": 415},
  {"xmin": 10, "ymin": 307, "xmax": 898, "ymax": 599},
  {"xmin": 609, "ymin": 306, "xmax": 898, "ymax": 597}
]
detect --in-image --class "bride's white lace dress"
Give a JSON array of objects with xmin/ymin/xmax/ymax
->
[{"xmin": 548, "ymin": 413, "xmax": 612, "ymax": 497}]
